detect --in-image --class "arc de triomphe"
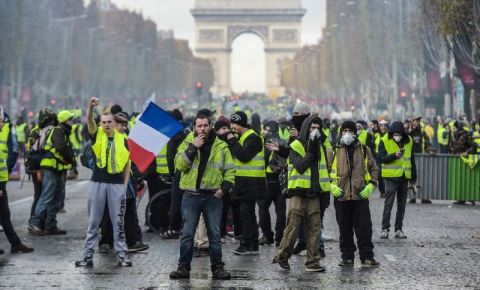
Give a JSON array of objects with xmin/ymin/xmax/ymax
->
[{"xmin": 191, "ymin": 0, "xmax": 305, "ymax": 97}]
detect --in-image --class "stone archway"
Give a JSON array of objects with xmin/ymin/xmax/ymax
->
[{"xmin": 192, "ymin": 0, "xmax": 305, "ymax": 97}]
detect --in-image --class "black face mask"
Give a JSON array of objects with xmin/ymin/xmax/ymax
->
[
  {"xmin": 292, "ymin": 114, "xmax": 309, "ymax": 131},
  {"xmin": 217, "ymin": 132, "xmax": 229, "ymax": 142}
]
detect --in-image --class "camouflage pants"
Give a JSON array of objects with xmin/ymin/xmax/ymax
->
[{"xmin": 274, "ymin": 196, "xmax": 321, "ymax": 267}]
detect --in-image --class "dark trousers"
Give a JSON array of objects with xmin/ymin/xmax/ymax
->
[
  {"xmin": 439, "ymin": 145, "xmax": 450, "ymax": 154},
  {"xmin": 221, "ymin": 195, "xmax": 242, "ymax": 237},
  {"xmin": 145, "ymin": 174, "xmax": 170, "ymax": 230},
  {"xmin": 168, "ymin": 172, "xmax": 183, "ymax": 231},
  {"xmin": 29, "ymin": 172, "xmax": 44, "ymax": 221},
  {"xmin": 334, "ymin": 199, "xmax": 374, "ymax": 261},
  {"xmin": 100, "ymin": 198, "xmax": 142, "ymax": 247},
  {"xmin": 382, "ymin": 179, "xmax": 408, "ymax": 231},
  {"xmin": 257, "ymin": 181, "xmax": 286, "ymax": 243},
  {"xmin": 0, "ymin": 182, "xmax": 21, "ymax": 247},
  {"xmin": 240, "ymin": 200, "xmax": 259, "ymax": 249}
]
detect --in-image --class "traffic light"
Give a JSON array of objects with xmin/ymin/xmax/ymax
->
[{"xmin": 195, "ymin": 81, "xmax": 203, "ymax": 96}]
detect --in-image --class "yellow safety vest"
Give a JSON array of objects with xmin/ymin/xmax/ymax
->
[
  {"xmin": 358, "ymin": 130, "xmax": 368, "ymax": 146},
  {"xmin": 473, "ymin": 131, "xmax": 480, "ymax": 153},
  {"xmin": 437, "ymin": 126, "xmax": 449, "ymax": 146},
  {"xmin": 234, "ymin": 129, "xmax": 266, "ymax": 178},
  {"xmin": 0, "ymin": 123, "xmax": 10, "ymax": 155},
  {"xmin": 374, "ymin": 133, "xmax": 381, "ymax": 153},
  {"xmin": 381, "ymin": 135, "xmax": 413, "ymax": 179},
  {"xmin": 0, "ymin": 152, "xmax": 8, "ymax": 182},
  {"xmin": 15, "ymin": 123, "xmax": 27, "ymax": 143},
  {"xmin": 287, "ymin": 140, "xmax": 330, "ymax": 192},
  {"xmin": 156, "ymin": 145, "xmax": 169, "ymax": 174},
  {"xmin": 40, "ymin": 127, "xmax": 73, "ymax": 171},
  {"xmin": 91, "ymin": 128, "xmax": 130, "ymax": 174},
  {"xmin": 69, "ymin": 124, "xmax": 82, "ymax": 151},
  {"xmin": 279, "ymin": 127, "xmax": 290, "ymax": 142}
]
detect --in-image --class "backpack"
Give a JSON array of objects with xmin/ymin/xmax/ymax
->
[
  {"xmin": 80, "ymin": 140, "xmax": 95, "ymax": 170},
  {"xmin": 25, "ymin": 126, "xmax": 53, "ymax": 172}
]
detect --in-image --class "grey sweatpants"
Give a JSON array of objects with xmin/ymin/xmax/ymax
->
[{"xmin": 83, "ymin": 182, "xmax": 127, "ymax": 256}]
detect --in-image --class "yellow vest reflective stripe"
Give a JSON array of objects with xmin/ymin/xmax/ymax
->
[
  {"xmin": 374, "ymin": 133, "xmax": 381, "ymax": 153},
  {"xmin": 15, "ymin": 123, "xmax": 27, "ymax": 143},
  {"xmin": 381, "ymin": 136, "xmax": 412, "ymax": 179},
  {"xmin": 437, "ymin": 126, "xmax": 449, "ymax": 146},
  {"xmin": 358, "ymin": 130, "xmax": 367, "ymax": 145},
  {"xmin": 91, "ymin": 128, "xmax": 130, "ymax": 174},
  {"xmin": 287, "ymin": 140, "xmax": 330, "ymax": 192},
  {"xmin": 0, "ymin": 124, "xmax": 10, "ymax": 155},
  {"xmin": 234, "ymin": 129, "xmax": 266, "ymax": 177},
  {"xmin": 156, "ymin": 145, "xmax": 169, "ymax": 174},
  {"xmin": 40, "ymin": 127, "xmax": 72, "ymax": 171}
]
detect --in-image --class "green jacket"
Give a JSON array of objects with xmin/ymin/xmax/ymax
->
[{"xmin": 175, "ymin": 135, "xmax": 235, "ymax": 192}]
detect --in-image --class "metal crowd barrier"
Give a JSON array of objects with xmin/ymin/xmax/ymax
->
[{"xmin": 415, "ymin": 154, "xmax": 480, "ymax": 201}]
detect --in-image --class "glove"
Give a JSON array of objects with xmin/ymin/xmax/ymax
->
[
  {"xmin": 359, "ymin": 183, "xmax": 375, "ymax": 199},
  {"xmin": 330, "ymin": 183, "xmax": 343, "ymax": 198}
]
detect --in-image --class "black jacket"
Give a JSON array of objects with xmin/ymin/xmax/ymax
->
[
  {"xmin": 228, "ymin": 129, "xmax": 267, "ymax": 201},
  {"xmin": 49, "ymin": 124, "xmax": 76, "ymax": 167},
  {"xmin": 167, "ymin": 129, "xmax": 188, "ymax": 175}
]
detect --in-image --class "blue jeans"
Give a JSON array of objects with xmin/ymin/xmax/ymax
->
[
  {"xmin": 178, "ymin": 192, "xmax": 223, "ymax": 269},
  {"xmin": 30, "ymin": 169, "xmax": 65, "ymax": 230}
]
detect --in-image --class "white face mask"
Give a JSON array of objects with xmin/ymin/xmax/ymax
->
[
  {"xmin": 341, "ymin": 132, "xmax": 355, "ymax": 145},
  {"xmin": 393, "ymin": 135, "xmax": 402, "ymax": 142}
]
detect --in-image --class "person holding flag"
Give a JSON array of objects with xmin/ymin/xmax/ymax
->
[{"xmin": 75, "ymin": 97, "xmax": 132, "ymax": 267}]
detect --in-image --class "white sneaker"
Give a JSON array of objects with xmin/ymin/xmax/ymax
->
[
  {"xmin": 380, "ymin": 229, "xmax": 389, "ymax": 239},
  {"xmin": 394, "ymin": 230, "xmax": 407, "ymax": 239}
]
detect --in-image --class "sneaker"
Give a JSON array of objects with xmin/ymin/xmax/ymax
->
[
  {"xmin": 249, "ymin": 245, "xmax": 259, "ymax": 255},
  {"xmin": 292, "ymin": 242, "xmax": 306, "ymax": 255},
  {"xmin": 306, "ymin": 264, "xmax": 326, "ymax": 272},
  {"xmin": 453, "ymin": 200, "xmax": 466, "ymax": 205},
  {"xmin": 45, "ymin": 227, "xmax": 67, "ymax": 235},
  {"xmin": 75, "ymin": 255, "xmax": 93, "ymax": 267},
  {"xmin": 160, "ymin": 229, "xmax": 179, "ymax": 239},
  {"xmin": 98, "ymin": 244, "xmax": 112, "ymax": 254},
  {"xmin": 394, "ymin": 230, "xmax": 407, "ymax": 239},
  {"xmin": 27, "ymin": 224, "xmax": 44, "ymax": 236},
  {"xmin": 361, "ymin": 258, "xmax": 380, "ymax": 268},
  {"xmin": 117, "ymin": 255, "xmax": 133, "ymax": 267},
  {"xmin": 408, "ymin": 198, "xmax": 416, "ymax": 204},
  {"xmin": 338, "ymin": 259, "xmax": 354, "ymax": 267},
  {"xmin": 233, "ymin": 245, "xmax": 250, "ymax": 255},
  {"xmin": 212, "ymin": 264, "xmax": 231, "ymax": 280},
  {"xmin": 421, "ymin": 199, "xmax": 432, "ymax": 204},
  {"xmin": 273, "ymin": 258, "xmax": 290, "ymax": 271},
  {"xmin": 11, "ymin": 244, "xmax": 34, "ymax": 254},
  {"xmin": 170, "ymin": 266, "xmax": 190, "ymax": 279},
  {"xmin": 380, "ymin": 229, "xmax": 389, "ymax": 239},
  {"xmin": 0, "ymin": 249, "xmax": 4, "ymax": 254},
  {"xmin": 259, "ymin": 236, "xmax": 274, "ymax": 246},
  {"xmin": 128, "ymin": 242, "xmax": 149, "ymax": 253}
]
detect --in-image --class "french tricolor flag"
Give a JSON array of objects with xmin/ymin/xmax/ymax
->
[{"xmin": 127, "ymin": 102, "xmax": 185, "ymax": 173}]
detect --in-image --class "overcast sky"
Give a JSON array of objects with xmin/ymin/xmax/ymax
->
[{"xmin": 109, "ymin": 0, "xmax": 326, "ymax": 92}]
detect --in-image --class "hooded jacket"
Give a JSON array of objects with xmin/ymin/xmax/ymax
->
[
  {"xmin": 378, "ymin": 121, "xmax": 417, "ymax": 183},
  {"xmin": 287, "ymin": 114, "xmax": 331, "ymax": 198}
]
